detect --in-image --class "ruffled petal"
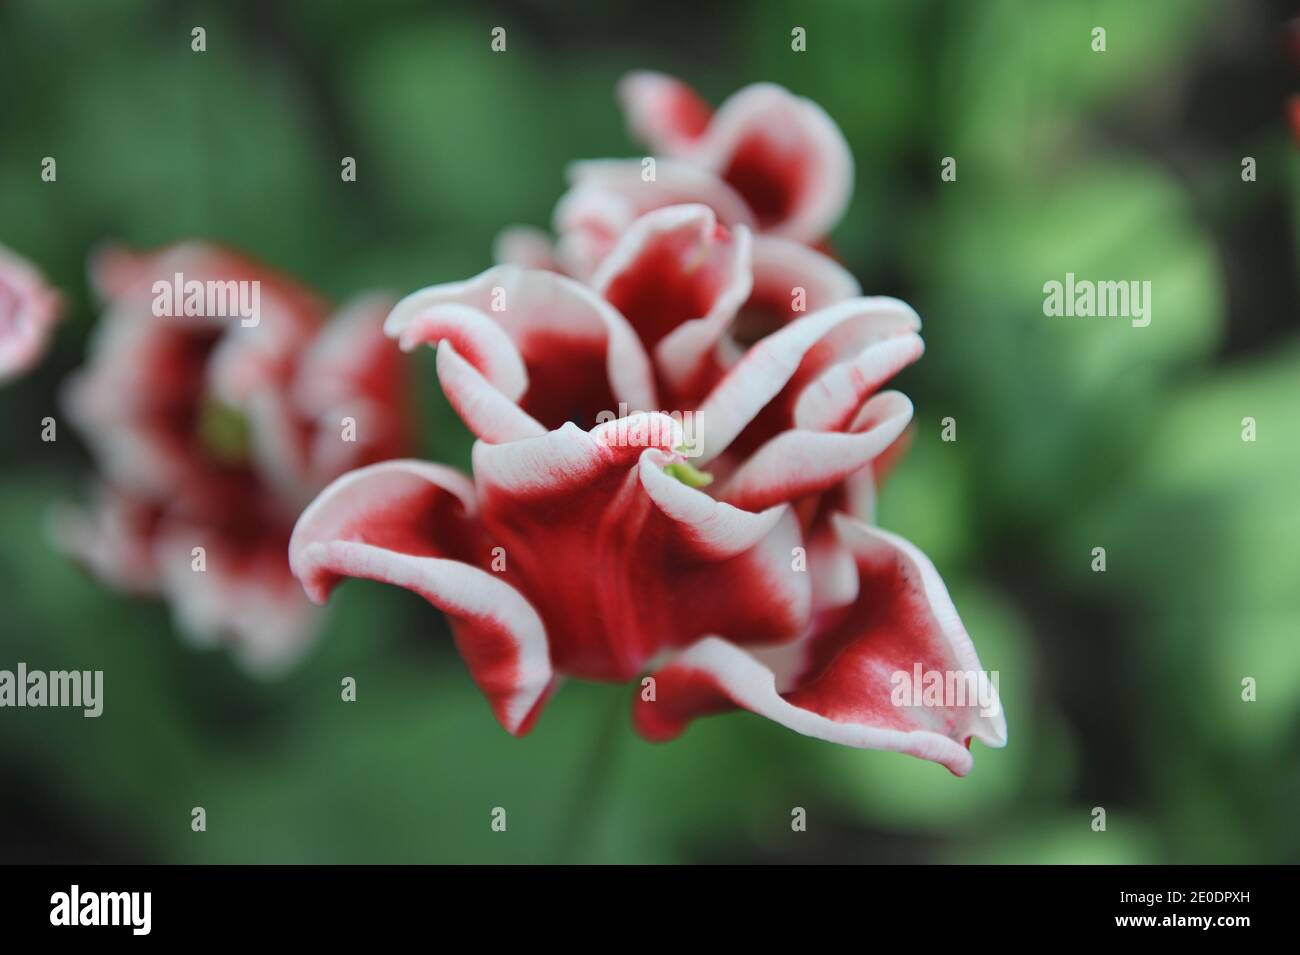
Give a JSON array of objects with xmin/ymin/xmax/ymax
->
[
  {"xmin": 386, "ymin": 265, "xmax": 656, "ymax": 432},
  {"xmin": 70, "ymin": 241, "xmax": 329, "ymax": 502},
  {"xmin": 391, "ymin": 301, "xmax": 529, "ymax": 401},
  {"xmin": 472, "ymin": 413, "xmax": 683, "ymax": 502},
  {"xmin": 289, "ymin": 459, "xmax": 552, "ymax": 733},
  {"xmin": 720, "ymin": 391, "xmax": 913, "ymax": 512},
  {"xmin": 61, "ymin": 309, "xmax": 211, "ymax": 496},
  {"xmin": 436, "ymin": 341, "xmax": 548, "ymax": 443},
  {"xmin": 294, "ymin": 291, "xmax": 403, "ymax": 414},
  {"xmin": 472, "ymin": 415, "xmax": 811, "ymax": 681},
  {"xmin": 291, "ymin": 293, "xmax": 409, "ymax": 484},
  {"xmin": 792, "ymin": 461, "xmax": 882, "ymax": 615},
  {"xmin": 591, "ymin": 204, "xmax": 752, "ymax": 398},
  {"xmin": 727, "ymin": 235, "xmax": 860, "ymax": 348},
  {"xmin": 634, "ymin": 515, "xmax": 1006, "ymax": 775},
  {"xmin": 690, "ymin": 83, "xmax": 854, "ymax": 243},
  {"xmin": 637, "ymin": 448, "xmax": 787, "ymax": 559},
  {"xmin": 553, "ymin": 159, "xmax": 756, "ymax": 278},
  {"xmin": 792, "ymin": 333, "xmax": 924, "ymax": 433},
  {"xmin": 379, "ymin": 290, "xmax": 545, "ymax": 444},
  {"xmin": 693, "ymin": 297, "xmax": 920, "ymax": 463},
  {"xmin": 617, "ymin": 70, "xmax": 714, "ymax": 154},
  {"xmin": 290, "ymin": 459, "xmax": 487, "ymax": 592}
]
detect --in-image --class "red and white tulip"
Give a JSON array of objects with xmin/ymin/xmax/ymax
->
[
  {"xmin": 56, "ymin": 242, "xmax": 409, "ymax": 672},
  {"xmin": 292, "ymin": 197, "xmax": 1005, "ymax": 772}
]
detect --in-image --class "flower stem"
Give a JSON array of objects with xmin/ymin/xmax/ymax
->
[{"xmin": 553, "ymin": 687, "xmax": 625, "ymax": 863}]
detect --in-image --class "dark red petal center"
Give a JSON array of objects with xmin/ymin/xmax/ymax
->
[{"xmin": 722, "ymin": 133, "xmax": 808, "ymax": 228}]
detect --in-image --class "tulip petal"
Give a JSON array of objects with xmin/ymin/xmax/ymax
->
[
  {"xmin": 387, "ymin": 265, "xmax": 656, "ymax": 430},
  {"xmin": 787, "ymin": 469, "xmax": 877, "ymax": 615},
  {"xmin": 289, "ymin": 459, "xmax": 553, "ymax": 733},
  {"xmin": 691, "ymin": 83, "xmax": 854, "ymax": 243},
  {"xmin": 591, "ymin": 204, "xmax": 753, "ymax": 398},
  {"xmin": 473, "ymin": 412, "xmax": 675, "ymax": 491},
  {"xmin": 694, "ymin": 297, "xmax": 919, "ymax": 463},
  {"xmin": 87, "ymin": 241, "xmax": 150, "ymax": 304},
  {"xmin": 617, "ymin": 70, "xmax": 714, "ymax": 154},
  {"xmin": 472, "ymin": 415, "xmax": 810, "ymax": 681},
  {"xmin": 554, "ymin": 159, "xmax": 757, "ymax": 278},
  {"xmin": 741, "ymin": 235, "xmax": 860, "ymax": 330},
  {"xmin": 752, "ymin": 234, "xmax": 860, "ymax": 297},
  {"xmin": 637, "ymin": 448, "xmax": 787, "ymax": 559},
  {"xmin": 62, "ymin": 309, "xmax": 218, "ymax": 496},
  {"xmin": 293, "ymin": 293, "xmax": 409, "ymax": 482},
  {"xmin": 390, "ymin": 301, "xmax": 529, "ymax": 399},
  {"xmin": 720, "ymin": 391, "xmax": 913, "ymax": 512},
  {"xmin": 634, "ymin": 516, "xmax": 1006, "ymax": 775},
  {"xmin": 792, "ymin": 333, "xmax": 925, "ymax": 433},
  {"xmin": 390, "ymin": 301, "xmax": 547, "ymax": 442},
  {"xmin": 436, "ymin": 341, "xmax": 548, "ymax": 443},
  {"xmin": 290, "ymin": 459, "xmax": 486, "ymax": 591},
  {"xmin": 564, "ymin": 159, "xmax": 758, "ymax": 231}
]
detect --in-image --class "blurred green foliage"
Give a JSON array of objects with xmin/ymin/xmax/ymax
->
[{"xmin": 0, "ymin": 0, "xmax": 1296, "ymax": 863}]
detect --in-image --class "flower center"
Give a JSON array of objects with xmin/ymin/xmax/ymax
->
[{"xmin": 197, "ymin": 395, "xmax": 251, "ymax": 464}]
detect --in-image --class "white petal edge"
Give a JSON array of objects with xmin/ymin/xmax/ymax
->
[
  {"xmin": 472, "ymin": 413, "xmax": 684, "ymax": 501},
  {"xmin": 831, "ymin": 513, "xmax": 1008, "ymax": 750},
  {"xmin": 653, "ymin": 636, "xmax": 980, "ymax": 775},
  {"xmin": 616, "ymin": 70, "xmax": 713, "ymax": 155},
  {"xmin": 750, "ymin": 234, "xmax": 861, "ymax": 305},
  {"xmin": 693, "ymin": 297, "xmax": 921, "ymax": 463},
  {"xmin": 792, "ymin": 333, "xmax": 925, "ymax": 432},
  {"xmin": 436, "ymin": 341, "xmax": 548, "ymax": 444},
  {"xmin": 386, "ymin": 265, "xmax": 657, "ymax": 413},
  {"xmin": 294, "ymin": 540, "xmax": 551, "ymax": 732},
  {"xmin": 287, "ymin": 459, "xmax": 551, "ymax": 734},
  {"xmin": 637, "ymin": 448, "xmax": 787, "ymax": 559},
  {"xmin": 590, "ymin": 204, "xmax": 754, "ymax": 395},
  {"xmin": 289, "ymin": 457, "xmax": 480, "ymax": 597},
  {"xmin": 720, "ymin": 391, "xmax": 914, "ymax": 512},
  {"xmin": 690, "ymin": 82, "xmax": 855, "ymax": 243}
]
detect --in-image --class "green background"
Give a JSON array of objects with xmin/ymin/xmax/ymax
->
[{"xmin": 1, "ymin": 0, "xmax": 1297, "ymax": 863}]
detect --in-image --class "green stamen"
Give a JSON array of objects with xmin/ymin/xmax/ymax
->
[
  {"xmin": 198, "ymin": 395, "xmax": 251, "ymax": 463},
  {"xmin": 663, "ymin": 459, "xmax": 714, "ymax": 489}
]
